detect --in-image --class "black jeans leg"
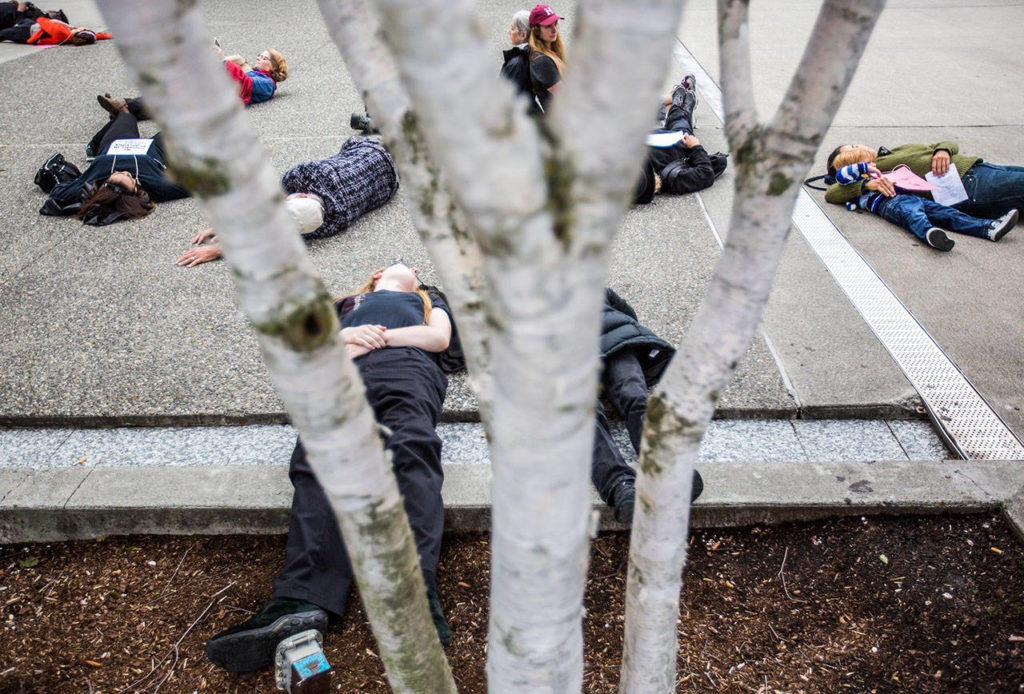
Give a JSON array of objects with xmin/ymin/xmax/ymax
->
[
  {"xmin": 603, "ymin": 350, "xmax": 649, "ymax": 454},
  {"xmin": 90, "ymin": 112, "xmax": 141, "ymax": 157},
  {"xmin": 664, "ymin": 91, "xmax": 695, "ymax": 134},
  {"xmin": 591, "ymin": 399, "xmax": 636, "ymax": 506}
]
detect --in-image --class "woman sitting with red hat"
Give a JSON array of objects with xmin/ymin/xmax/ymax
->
[{"xmin": 527, "ymin": 4, "xmax": 566, "ymax": 112}]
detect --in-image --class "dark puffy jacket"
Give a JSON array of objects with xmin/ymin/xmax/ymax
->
[
  {"xmin": 500, "ymin": 44, "xmax": 541, "ymax": 114},
  {"xmin": 601, "ymin": 288, "xmax": 675, "ymax": 387}
]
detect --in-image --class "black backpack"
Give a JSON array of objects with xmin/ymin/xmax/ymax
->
[{"xmin": 34, "ymin": 153, "xmax": 81, "ymax": 194}]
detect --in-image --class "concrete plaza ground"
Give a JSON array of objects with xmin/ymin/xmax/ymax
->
[{"xmin": 0, "ymin": 0, "xmax": 1022, "ymax": 540}]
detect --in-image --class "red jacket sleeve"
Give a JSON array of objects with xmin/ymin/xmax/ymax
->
[{"xmin": 223, "ymin": 60, "xmax": 253, "ymax": 105}]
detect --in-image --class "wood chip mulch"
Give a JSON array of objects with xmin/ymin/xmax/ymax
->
[{"xmin": 1, "ymin": 512, "xmax": 1022, "ymax": 692}]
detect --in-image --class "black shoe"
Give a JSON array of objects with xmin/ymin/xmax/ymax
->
[
  {"xmin": 925, "ymin": 227, "xmax": 954, "ymax": 252},
  {"xmin": 613, "ymin": 479, "xmax": 636, "ymax": 524},
  {"xmin": 691, "ymin": 469, "xmax": 704, "ymax": 502},
  {"xmin": 425, "ymin": 585, "xmax": 452, "ymax": 646},
  {"xmin": 205, "ymin": 598, "xmax": 328, "ymax": 673}
]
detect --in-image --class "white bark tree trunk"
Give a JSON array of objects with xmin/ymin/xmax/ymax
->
[
  {"xmin": 92, "ymin": 2, "xmax": 456, "ymax": 692},
  {"xmin": 318, "ymin": 0, "xmax": 496, "ymax": 418},
  {"xmin": 357, "ymin": 0, "xmax": 685, "ymax": 688},
  {"xmin": 619, "ymin": 2, "xmax": 886, "ymax": 691}
]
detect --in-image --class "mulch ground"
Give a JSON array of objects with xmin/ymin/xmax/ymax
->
[{"xmin": 1, "ymin": 512, "xmax": 1022, "ymax": 693}]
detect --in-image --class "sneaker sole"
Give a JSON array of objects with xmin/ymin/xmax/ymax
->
[{"xmin": 205, "ymin": 609, "xmax": 328, "ymax": 673}]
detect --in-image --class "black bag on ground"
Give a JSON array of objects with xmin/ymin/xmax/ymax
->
[{"xmin": 34, "ymin": 153, "xmax": 81, "ymax": 194}]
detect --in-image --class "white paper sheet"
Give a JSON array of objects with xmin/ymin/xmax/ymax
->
[
  {"xmin": 925, "ymin": 162, "xmax": 969, "ymax": 206},
  {"xmin": 106, "ymin": 139, "xmax": 153, "ymax": 156}
]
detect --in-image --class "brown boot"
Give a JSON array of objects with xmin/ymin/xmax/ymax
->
[{"xmin": 97, "ymin": 93, "xmax": 127, "ymax": 119}]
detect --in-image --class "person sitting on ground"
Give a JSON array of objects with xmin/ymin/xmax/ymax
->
[
  {"xmin": 824, "ymin": 142, "xmax": 1024, "ymax": 225},
  {"xmin": 0, "ymin": 14, "xmax": 106, "ymax": 44},
  {"xmin": 634, "ymin": 74, "xmax": 728, "ymax": 203},
  {"xmin": 825, "ymin": 160, "xmax": 1018, "ymax": 252},
  {"xmin": 526, "ymin": 4, "xmax": 566, "ymax": 112},
  {"xmin": 205, "ymin": 262, "xmax": 455, "ymax": 674},
  {"xmin": 500, "ymin": 9, "xmax": 540, "ymax": 113},
  {"xmin": 595, "ymin": 288, "xmax": 703, "ymax": 524},
  {"xmin": 175, "ymin": 136, "xmax": 399, "ymax": 266},
  {"xmin": 39, "ymin": 107, "xmax": 189, "ymax": 225},
  {"xmin": 0, "ymin": 2, "xmax": 66, "ymax": 29}
]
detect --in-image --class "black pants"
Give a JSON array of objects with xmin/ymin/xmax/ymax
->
[
  {"xmin": 88, "ymin": 112, "xmax": 167, "ymax": 160},
  {"xmin": 591, "ymin": 350, "xmax": 647, "ymax": 505},
  {"xmin": 272, "ymin": 348, "xmax": 448, "ymax": 618},
  {"xmin": 649, "ymin": 92, "xmax": 696, "ymax": 173},
  {"xmin": 0, "ymin": 17, "xmax": 33, "ymax": 42}
]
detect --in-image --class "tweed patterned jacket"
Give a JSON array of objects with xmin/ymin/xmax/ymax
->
[{"xmin": 281, "ymin": 136, "xmax": 399, "ymax": 239}]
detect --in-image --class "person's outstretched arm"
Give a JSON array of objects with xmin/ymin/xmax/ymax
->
[{"xmin": 176, "ymin": 227, "xmax": 222, "ymax": 266}]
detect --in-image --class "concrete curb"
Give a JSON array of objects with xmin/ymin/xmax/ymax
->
[{"xmin": 2, "ymin": 460, "xmax": 1022, "ymax": 544}]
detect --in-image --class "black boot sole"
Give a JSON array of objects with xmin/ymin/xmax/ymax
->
[{"xmin": 205, "ymin": 609, "xmax": 328, "ymax": 673}]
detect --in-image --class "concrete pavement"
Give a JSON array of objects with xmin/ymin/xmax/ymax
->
[{"xmin": 1, "ymin": 0, "xmax": 1023, "ymax": 541}]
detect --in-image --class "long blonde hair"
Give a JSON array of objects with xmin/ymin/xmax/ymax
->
[
  {"xmin": 827, "ymin": 146, "xmax": 875, "ymax": 176},
  {"xmin": 351, "ymin": 273, "xmax": 432, "ymax": 324},
  {"xmin": 528, "ymin": 26, "xmax": 567, "ymax": 74}
]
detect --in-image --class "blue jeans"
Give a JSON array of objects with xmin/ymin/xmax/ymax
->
[
  {"xmin": 875, "ymin": 195, "xmax": 992, "ymax": 240},
  {"xmin": 955, "ymin": 162, "xmax": 1024, "ymax": 220}
]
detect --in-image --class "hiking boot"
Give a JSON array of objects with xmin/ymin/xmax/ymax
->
[
  {"xmin": 426, "ymin": 585, "xmax": 452, "ymax": 646},
  {"xmin": 925, "ymin": 227, "xmax": 954, "ymax": 252},
  {"xmin": 97, "ymin": 93, "xmax": 126, "ymax": 119},
  {"xmin": 205, "ymin": 598, "xmax": 328, "ymax": 673},
  {"xmin": 679, "ymin": 74, "xmax": 696, "ymax": 93},
  {"xmin": 987, "ymin": 208, "xmax": 1019, "ymax": 241}
]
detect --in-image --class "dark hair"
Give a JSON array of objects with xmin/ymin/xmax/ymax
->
[
  {"xmin": 77, "ymin": 178, "xmax": 155, "ymax": 224},
  {"xmin": 69, "ymin": 31, "xmax": 97, "ymax": 46},
  {"xmin": 825, "ymin": 145, "xmax": 844, "ymax": 177}
]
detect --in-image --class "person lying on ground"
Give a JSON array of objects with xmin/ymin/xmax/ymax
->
[
  {"xmin": 175, "ymin": 136, "xmax": 399, "ymax": 266},
  {"xmin": 39, "ymin": 107, "xmax": 189, "ymax": 225},
  {"xmin": 824, "ymin": 142, "xmax": 1024, "ymax": 223},
  {"xmin": 0, "ymin": 2, "xmax": 66, "ymax": 30},
  {"xmin": 595, "ymin": 288, "xmax": 703, "ymax": 524},
  {"xmin": 98, "ymin": 44, "xmax": 287, "ymax": 113},
  {"xmin": 205, "ymin": 262, "xmax": 455, "ymax": 674},
  {"xmin": 827, "ymin": 161, "xmax": 1018, "ymax": 252},
  {"xmin": 0, "ymin": 14, "xmax": 106, "ymax": 44},
  {"xmin": 633, "ymin": 74, "xmax": 728, "ymax": 203},
  {"xmin": 527, "ymin": 4, "xmax": 566, "ymax": 112}
]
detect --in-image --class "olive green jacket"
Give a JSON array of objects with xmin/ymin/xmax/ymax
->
[{"xmin": 824, "ymin": 142, "xmax": 980, "ymax": 205}]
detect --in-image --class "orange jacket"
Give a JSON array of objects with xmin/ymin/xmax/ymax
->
[{"xmin": 27, "ymin": 18, "xmax": 111, "ymax": 45}]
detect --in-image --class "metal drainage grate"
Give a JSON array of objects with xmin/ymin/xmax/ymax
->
[{"xmin": 673, "ymin": 39, "xmax": 1024, "ymax": 460}]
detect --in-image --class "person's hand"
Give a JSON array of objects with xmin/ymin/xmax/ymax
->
[
  {"xmin": 346, "ymin": 343, "xmax": 371, "ymax": 359},
  {"xmin": 865, "ymin": 162, "xmax": 883, "ymax": 177},
  {"xmin": 176, "ymin": 244, "xmax": 222, "ymax": 267},
  {"xmin": 865, "ymin": 177, "xmax": 896, "ymax": 197},
  {"xmin": 932, "ymin": 150, "xmax": 951, "ymax": 177},
  {"xmin": 213, "ymin": 43, "xmax": 225, "ymax": 60},
  {"xmin": 682, "ymin": 133, "xmax": 701, "ymax": 148},
  {"xmin": 341, "ymin": 324, "xmax": 387, "ymax": 351},
  {"xmin": 191, "ymin": 227, "xmax": 216, "ymax": 245}
]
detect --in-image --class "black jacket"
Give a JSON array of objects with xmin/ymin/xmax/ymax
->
[
  {"xmin": 601, "ymin": 288, "xmax": 675, "ymax": 387},
  {"xmin": 647, "ymin": 140, "xmax": 715, "ymax": 196},
  {"xmin": 501, "ymin": 44, "xmax": 541, "ymax": 114}
]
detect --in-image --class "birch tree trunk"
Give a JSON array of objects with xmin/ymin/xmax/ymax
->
[
  {"xmin": 358, "ymin": 0, "xmax": 684, "ymax": 688},
  {"xmin": 620, "ymin": 2, "xmax": 886, "ymax": 691},
  {"xmin": 92, "ymin": 2, "xmax": 455, "ymax": 691},
  {"xmin": 318, "ymin": 0, "xmax": 496, "ymax": 417}
]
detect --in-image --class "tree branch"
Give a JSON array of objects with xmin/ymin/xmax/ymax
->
[
  {"xmin": 319, "ymin": 0, "xmax": 495, "ymax": 415},
  {"xmin": 553, "ymin": 0, "xmax": 686, "ymax": 251},
  {"xmin": 717, "ymin": 0, "xmax": 758, "ymax": 149},
  {"xmin": 92, "ymin": 2, "xmax": 455, "ymax": 691}
]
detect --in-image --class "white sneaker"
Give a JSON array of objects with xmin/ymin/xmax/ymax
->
[{"xmin": 987, "ymin": 208, "xmax": 1019, "ymax": 241}]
